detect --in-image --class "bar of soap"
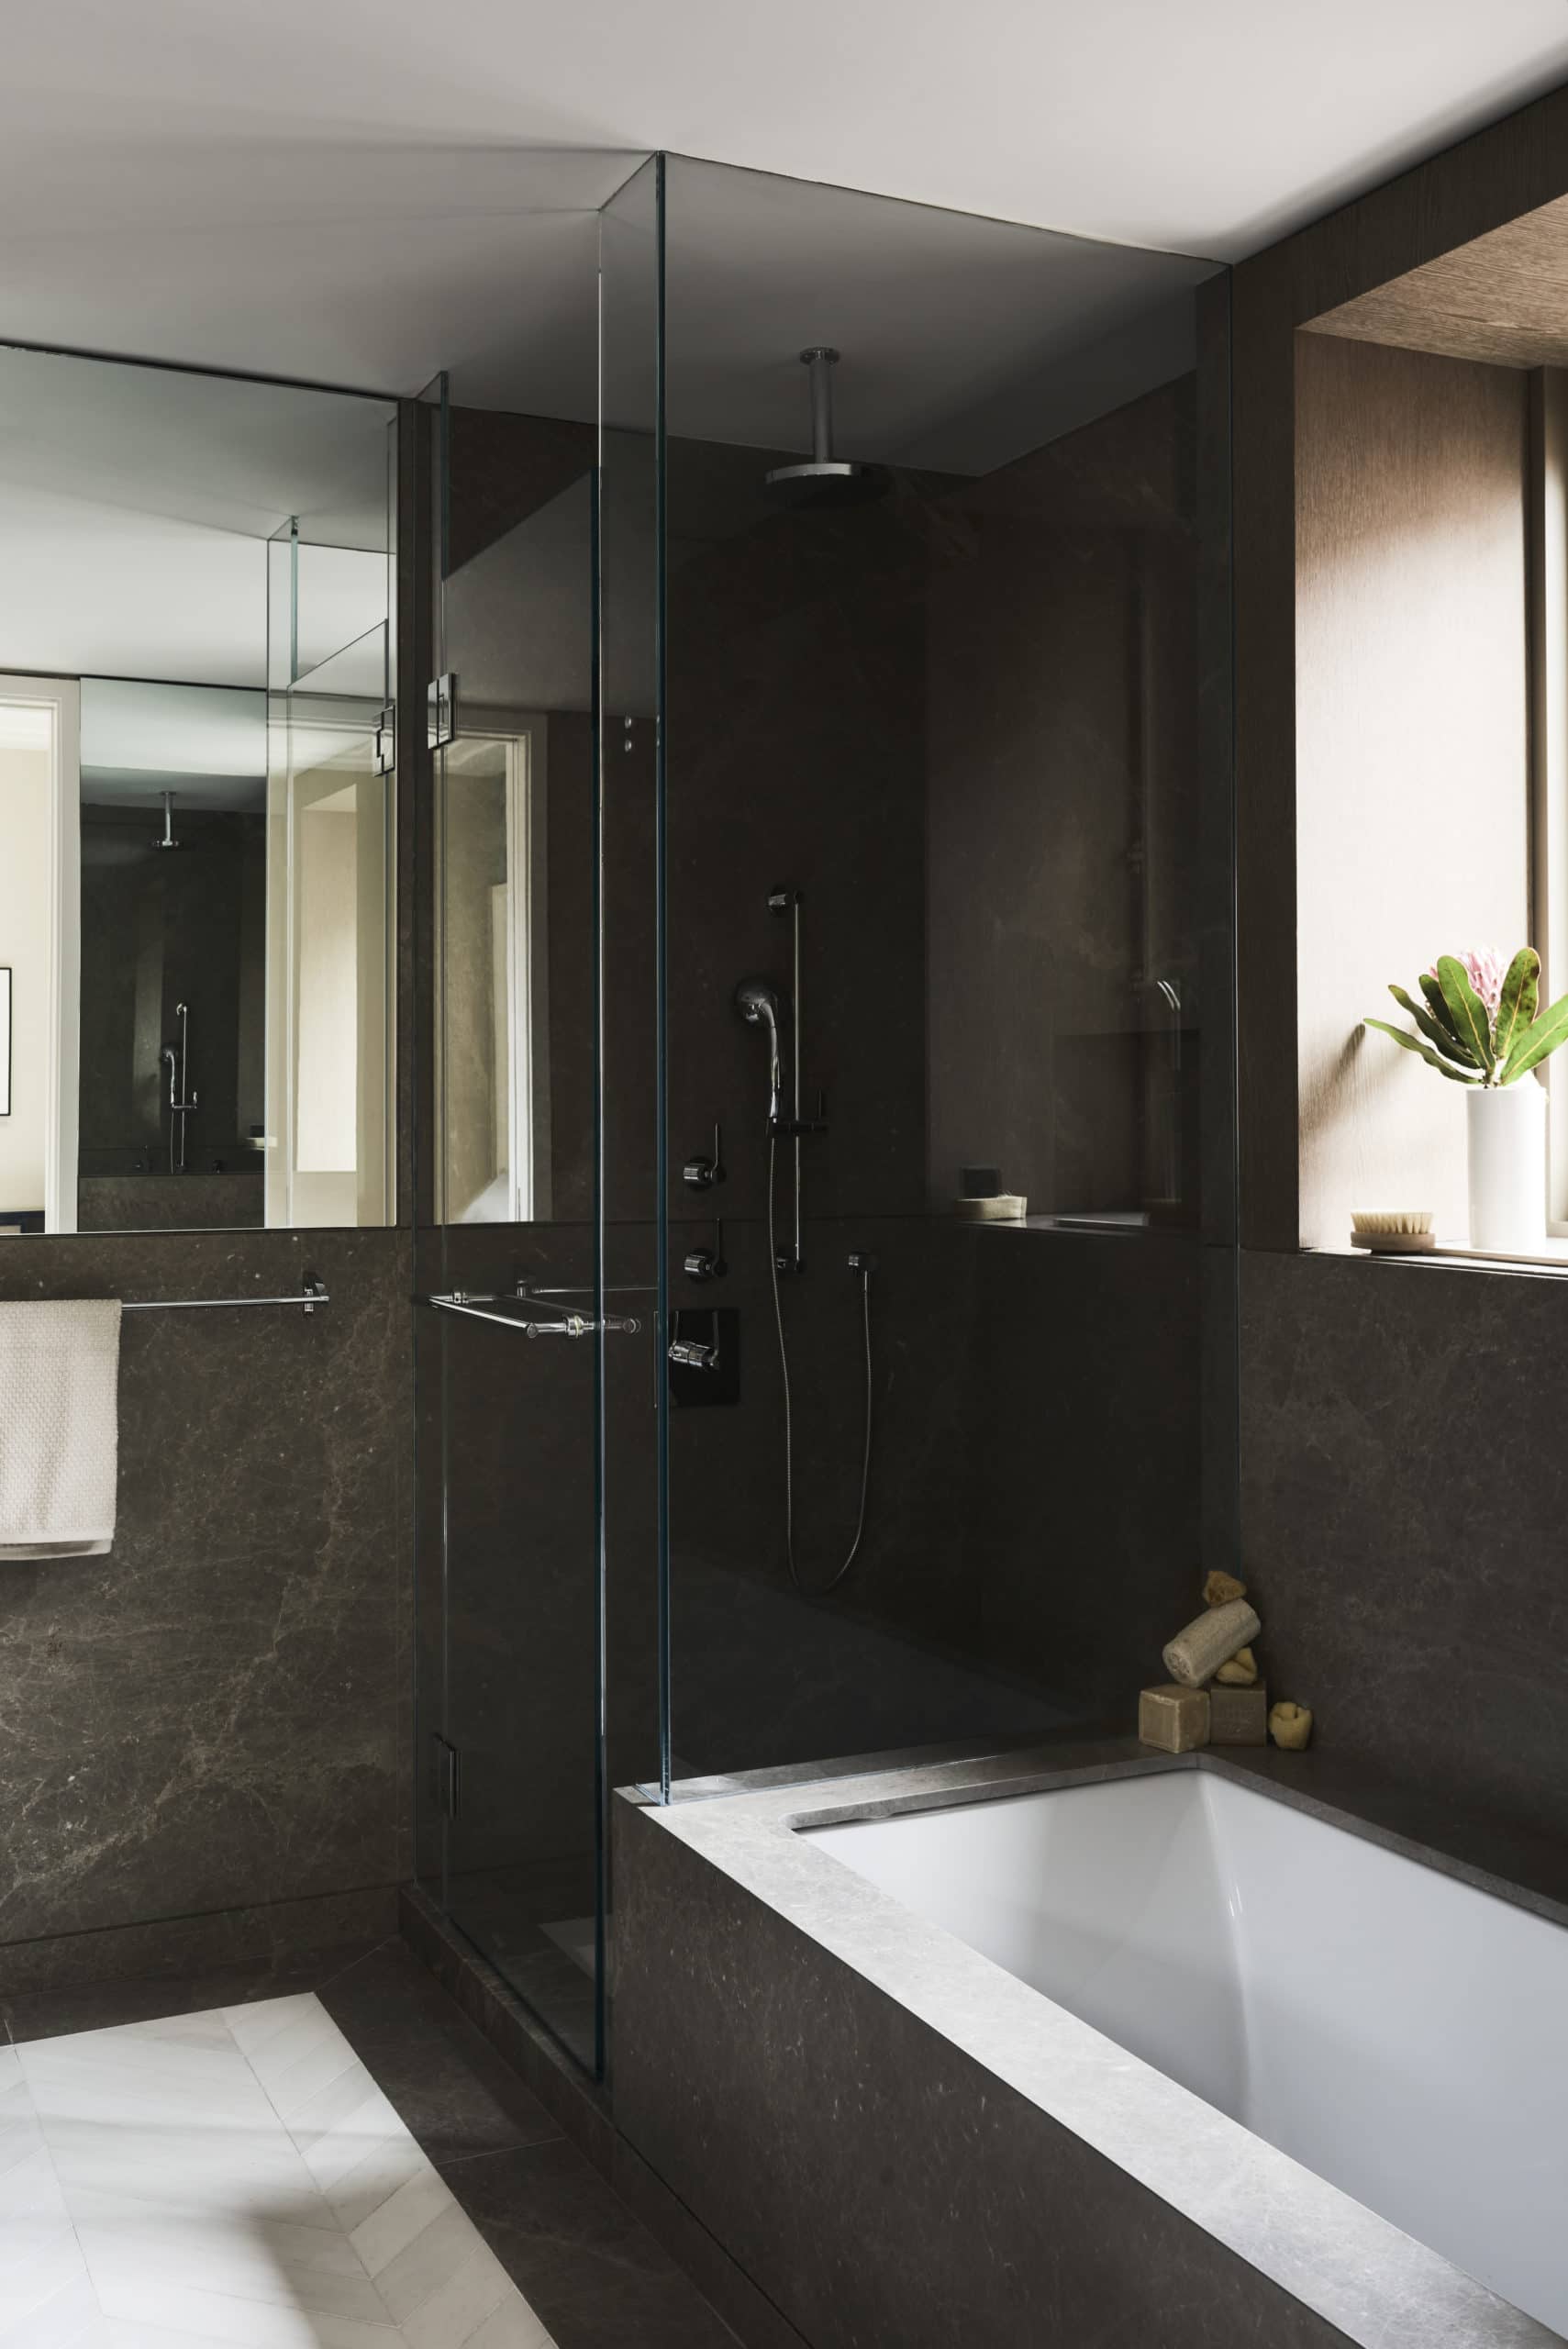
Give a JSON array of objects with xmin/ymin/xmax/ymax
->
[
  {"xmin": 1269, "ymin": 1701, "xmax": 1313, "ymax": 1751},
  {"xmin": 1215, "ymin": 1644, "xmax": 1258, "ymax": 1686},
  {"xmin": 1162, "ymin": 1598, "xmax": 1261, "ymax": 1688},
  {"xmin": 1139, "ymin": 1683, "xmax": 1210, "ymax": 1754},
  {"xmin": 1209, "ymin": 1683, "xmax": 1268, "ymax": 1745},
  {"xmin": 1203, "ymin": 1570, "xmax": 1248, "ymax": 1609}
]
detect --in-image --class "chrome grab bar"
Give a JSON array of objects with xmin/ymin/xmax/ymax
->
[{"xmin": 424, "ymin": 1293, "xmax": 641, "ymax": 1337}]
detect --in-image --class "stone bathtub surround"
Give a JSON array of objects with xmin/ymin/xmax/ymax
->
[{"xmin": 616, "ymin": 1742, "xmax": 1564, "ymax": 2349}]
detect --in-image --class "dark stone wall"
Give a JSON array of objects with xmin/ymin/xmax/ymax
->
[
  {"xmin": 1240, "ymin": 1248, "xmax": 1568, "ymax": 1841},
  {"xmin": 0, "ymin": 1224, "xmax": 411, "ymax": 1973},
  {"xmin": 417, "ymin": 378, "xmax": 1214, "ymax": 1817}
]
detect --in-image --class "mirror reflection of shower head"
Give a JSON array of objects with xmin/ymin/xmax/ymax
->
[
  {"xmin": 734, "ymin": 977, "xmax": 784, "ymax": 1125},
  {"xmin": 765, "ymin": 348, "xmax": 888, "ymax": 507},
  {"xmin": 150, "ymin": 790, "xmax": 183, "ymax": 851}
]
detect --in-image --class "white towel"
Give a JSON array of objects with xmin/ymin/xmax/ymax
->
[{"xmin": 0, "ymin": 1300, "xmax": 122, "ymax": 1558}]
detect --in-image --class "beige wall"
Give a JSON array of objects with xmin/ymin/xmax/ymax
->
[
  {"xmin": 295, "ymin": 801, "xmax": 358, "ymax": 1174},
  {"xmin": 0, "ymin": 742, "xmax": 53, "ymax": 1215},
  {"xmin": 1296, "ymin": 332, "xmax": 1529, "ymax": 1248}
]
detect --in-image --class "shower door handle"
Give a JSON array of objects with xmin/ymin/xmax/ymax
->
[
  {"xmin": 424, "ymin": 1295, "xmax": 641, "ymax": 1338},
  {"xmin": 526, "ymin": 1313, "xmax": 642, "ymax": 1339}
]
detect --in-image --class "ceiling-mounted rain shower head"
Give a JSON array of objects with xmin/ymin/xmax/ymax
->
[
  {"xmin": 765, "ymin": 348, "xmax": 889, "ymax": 507},
  {"xmin": 150, "ymin": 790, "xmax": 182, "ymax": 851}
]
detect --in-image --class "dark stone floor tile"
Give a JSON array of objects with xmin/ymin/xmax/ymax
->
[
  {"xmin": 321, "ymin": 1942, "xmax": 562, "ymax": 2161},
  {"xmin": 440, "ymin": 2138, "xmax": 740, "ymax": 2349}
]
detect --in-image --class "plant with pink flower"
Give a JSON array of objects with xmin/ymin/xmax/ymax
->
[
  {"xmin": 1366, "ymin": 948, "xmax": 1568, "ymax": 1086},
  {"xmin": 1428, "ymin": 948, "xmax": 1506, "ymax": 1021}
]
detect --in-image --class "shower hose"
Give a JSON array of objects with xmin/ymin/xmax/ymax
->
[{"xmin": 765, "ymin": 1133, "xmax": 873, "ymax": 1594}]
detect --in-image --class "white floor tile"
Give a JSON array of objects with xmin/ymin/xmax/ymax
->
[
  {"xmin": 348, "ymin": 2167, "xmax": 455, "ymax": 2283},
  {"xmin": 0, "ymin": 2221, "xmax": 96, "ymax": 2329},
  {"xmin": 373, "ymin": 2203, "xmax": 486, "ymax": 2326},
  {"xmin": 220, "ymin": 2000, "xmax": 319, "ymax": 2064},
  {"xmin": 90, "ymin": 2277, "xmax": 399, "ymax": 2349},
  {"xmin": 6, "ymin": 1994, "xmax": 556, "ymax": 2349},
  {"xmin": 322, "ymin": 2138, "xmax": 429, "ymax": 2240},
  {"xmin": 460, "ymin": 2299, "xmax": 552, "ymax": 2349},
  {"xmin": 0, "ymin": 2273, "xmax": 106, "ymax": 2349},
  {"xmin": 397, "ymin": 2243, "xmax": 514, "ymax": 2349},
  {"xmin": 242, "ymin": 2016, "xmax": 361, "ymax": 2126}
]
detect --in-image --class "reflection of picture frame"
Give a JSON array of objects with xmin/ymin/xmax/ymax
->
[{"xmin": 0, "ymin": 967, "xmax": 9, "ymax": 1115}]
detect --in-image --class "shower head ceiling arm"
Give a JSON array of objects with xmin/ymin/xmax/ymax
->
[
  {"xmin": 802, "ymin": 345, "xmax": 839, "ymax": 467},
  {"xmin": 764, "ymin": 345, "xmax": 885, "ymax": 500}
]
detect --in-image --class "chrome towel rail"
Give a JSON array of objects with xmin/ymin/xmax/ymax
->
[{"xmin": 122, "ymin": 1277, "xmax": 328, "ymax": 1315}]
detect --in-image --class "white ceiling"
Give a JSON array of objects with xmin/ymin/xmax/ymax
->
[
  {"xmin": 79, "ymin": 683, "xmax": 265, "ymax": 811},
  {"xmin": 0, "ymin": 1, "xmax": 1565, "ymax": 397}
]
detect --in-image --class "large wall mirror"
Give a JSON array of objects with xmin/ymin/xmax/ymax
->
[{"xmin": 0, "ymin": 346, "xmax": 396, "ymax": 1235}]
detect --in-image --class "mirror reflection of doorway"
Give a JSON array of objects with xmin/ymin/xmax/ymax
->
[
  {"xmin": 437, "ymin": 721, "xmax": 550, "ymax": 1226},
  {"xmin": 0, "ymin": 681, "xmax": 79, "ymax": 1236}
]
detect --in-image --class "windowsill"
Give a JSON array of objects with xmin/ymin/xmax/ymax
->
[{"xmin": 1316, "ymin": 1237, "xmax": 1568, "ymax": 1277}]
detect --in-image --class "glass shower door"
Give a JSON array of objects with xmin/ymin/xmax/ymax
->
[
  {"xmin": 419, "ymin": 360, "xmax": 610, "ymax": 2073},
  {"xmin": 414, "ymin": 156, "xmax": 666, "ymax": 2079}
]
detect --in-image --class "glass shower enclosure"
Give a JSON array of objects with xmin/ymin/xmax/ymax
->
[{"xmin": 414, "ymin": 153, "xmax": 1234, "ymax": 2084}]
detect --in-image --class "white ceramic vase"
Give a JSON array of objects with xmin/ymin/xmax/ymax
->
[{"xmin": 1466, "ymin": 1078, "xmax": 1546, "ymax": 1254}]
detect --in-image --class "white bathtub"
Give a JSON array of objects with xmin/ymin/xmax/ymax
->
[{"xmin": 809, "ymin": 1767, "xmax": 1568, "ymax": 2338}]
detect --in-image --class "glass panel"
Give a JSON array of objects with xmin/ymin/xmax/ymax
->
[
  {"xmin": 656, "ymin": 158, "xmax": 1233, "ymax": 1786},
  {"xmin": 417, "ymin": 168, "xmax": 612, "ymax": 2066},
  {"xmin": 597, "ymin": 153, "xmax": 668, "ymax": 1821}
]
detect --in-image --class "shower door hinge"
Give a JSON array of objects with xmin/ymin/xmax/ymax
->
[
  {"xmin": 430, "ymin": 1731, "xmax": 462, "ymax": 1820},
  {"xmin": 373, "ymin": 704, "xmax": 396, "ymax": 774},
  {"xmin": 428, "ymin": 673, "xmax": 457, "ymax": 751}
]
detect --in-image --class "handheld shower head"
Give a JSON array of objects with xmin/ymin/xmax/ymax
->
[{"xmin": 734, "ymin": 978, "xmax": 784, "ymax": 1126}]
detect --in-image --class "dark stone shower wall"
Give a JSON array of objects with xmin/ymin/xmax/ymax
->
[
  {"xmin": 419, "ymin": 377, "xmax": 1210, "ymax": 1805},
  {"xmin": 0, "ymin": 1225, "xmax": 411, "ymax": 1986}
]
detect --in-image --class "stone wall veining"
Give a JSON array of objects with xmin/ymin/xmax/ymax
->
[{"xmin": 0, "ymin": 1227, "xmax": 411, "ymax": 1964}]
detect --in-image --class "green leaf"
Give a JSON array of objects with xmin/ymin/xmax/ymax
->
[
  {"xmin": 1436, "ymin": 955, "xmax": 1496, "ymax": 1072},
  {"xmin": 1491, "ymin": 949, "xmax": 1540, "ymax": 1064},
  {"xmin": 1363, "ymin": 1018, "xmax": 1482, "ymax": 1083},
  {"xmin": 1500, "ymin": 990, "xmax": 1568, "ymax": 1084},
  {"xmin": 1389, "ymin": 985, "xmax": 1479, "ymax": 1065},
  {"xmin": 1419, "ymin": 972, "xmax": 1466, "ymax": 1045}
]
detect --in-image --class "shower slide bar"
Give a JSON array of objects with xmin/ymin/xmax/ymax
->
[
  {"xmin": 423, "ymin": 1293, "xmax": 641, "ymax": 1337},
  {"xmin": 122, "ymin": 1277, "xmax": 328, "ymax": 1315}
]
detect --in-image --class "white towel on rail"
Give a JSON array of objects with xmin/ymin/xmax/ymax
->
[{"xmin": 0, "ymin": 1300, "xmax": 121, "ymax": 1558}]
